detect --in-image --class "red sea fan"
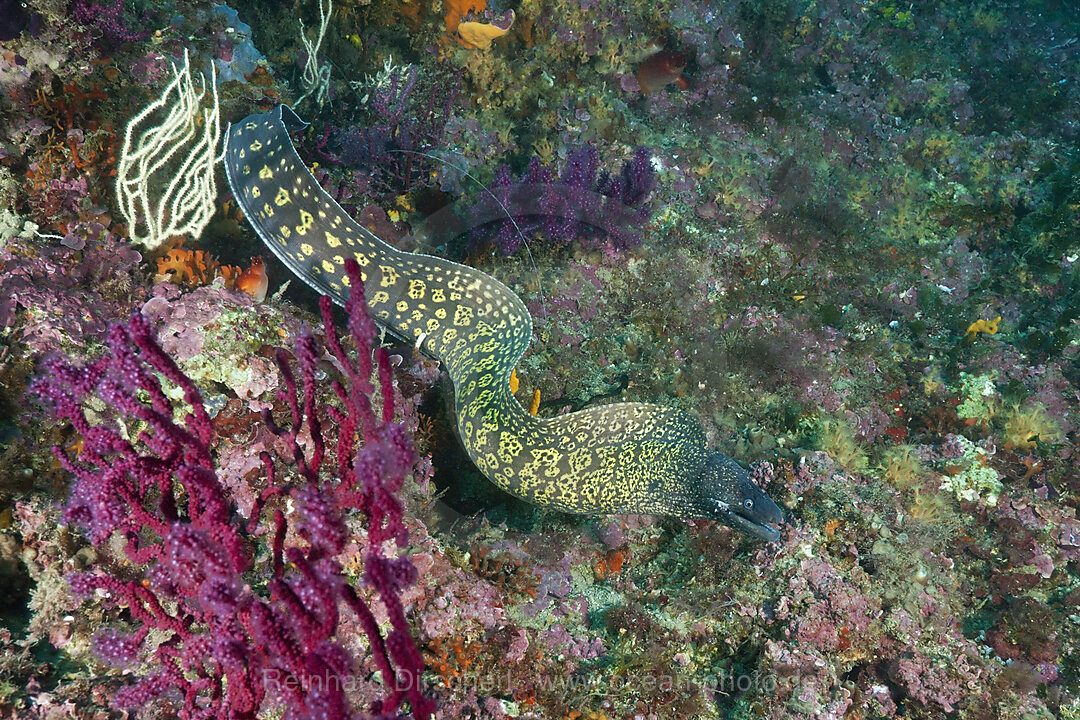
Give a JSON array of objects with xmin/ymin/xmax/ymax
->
[{"xmin": 34, "ymin": 260, "xmax": 434, "ymax": 720}]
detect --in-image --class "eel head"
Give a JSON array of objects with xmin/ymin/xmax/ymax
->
[{"xmin": 695, "ymin": 452, "xmax": 784, "ymax": 542}]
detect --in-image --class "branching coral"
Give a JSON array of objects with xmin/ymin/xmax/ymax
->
[
  {"xmin": 32, "ymin": 260, "xmax": 435, "ymax": 719},
  {"xmin": 115, "ymin": 50, "xmax": 221, "ymax": 251},
  {"xmin": 459, "ymin": 145, "xmax": 656, "ymax": 255},
  {"xmin": 333, "ymin": 63, "xmax": 460, "ymax": 201}
]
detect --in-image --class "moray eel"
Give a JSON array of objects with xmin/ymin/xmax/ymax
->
[{"xmin": 223, "ymin": 106, "xmax": 784, "ymax": 542}]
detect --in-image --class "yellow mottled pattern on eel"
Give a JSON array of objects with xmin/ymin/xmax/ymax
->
[{"xmin": 224, "ymin": 106, "xmax": 713, "ymax": 517}]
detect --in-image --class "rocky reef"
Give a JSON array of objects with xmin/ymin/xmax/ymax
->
[{"xmin": 0, "ymin": 0, "xmax": 1077, "ymax": 718}]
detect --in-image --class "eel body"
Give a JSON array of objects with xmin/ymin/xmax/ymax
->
[{"xmin": 223, "ymin": 106, "xmax": 783, "ymax": 541}]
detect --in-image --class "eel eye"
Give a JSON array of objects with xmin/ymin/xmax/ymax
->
[{"xmin": 743, "ymin": 499, "xmax": 754, "ymax": 510}]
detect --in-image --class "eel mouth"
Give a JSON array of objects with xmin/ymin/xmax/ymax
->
[
  {"xmin": 726, "ymin": 511, "xmax": 782, "ymax": 543},
  {"xmin": 713, "ymin": 498, "xmax": 784, "ymax": 543}
]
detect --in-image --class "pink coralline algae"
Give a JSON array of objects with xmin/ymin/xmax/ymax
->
[
  {"xmin": 33, "ymin": 260, "xmax": 434, "ymax": 719},
  {"xmin": 788, "ymin": 557, "xmax": 881, "ymax": 655},
  {"xmin": 889, "ymin": 656, "xmax": 969, "ymax": 713},
  {"xmin": 0, "ymin": 231, "xmax": 142, "ymax": 354},
  {"xmin": 418, "ymin": 566, "xmax": 506, "ymax": 639},
  {"xmin": 139, "ymin": 282, "xmax": 296, "ymax": 411},
  {"xmin": 70, "ymin": 0, "xmax": 152, "ymax": 45}
]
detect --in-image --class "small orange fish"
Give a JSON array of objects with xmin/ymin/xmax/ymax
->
[
  {"xmin": 236, "ymin": 256, "xmax": 268, "ymax": 302},
  {"xmin": 636, "ymin": 50, "xmax": 690, "ymax": 95}
]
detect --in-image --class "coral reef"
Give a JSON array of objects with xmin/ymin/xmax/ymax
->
[{"xmin": 1, "ymin": 0, "xmax": 1079, "ymax": 718}]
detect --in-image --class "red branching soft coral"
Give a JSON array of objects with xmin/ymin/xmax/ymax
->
[{"xmin": 34, "ymin": 260, "xmax": 434, "ymax": 719}]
